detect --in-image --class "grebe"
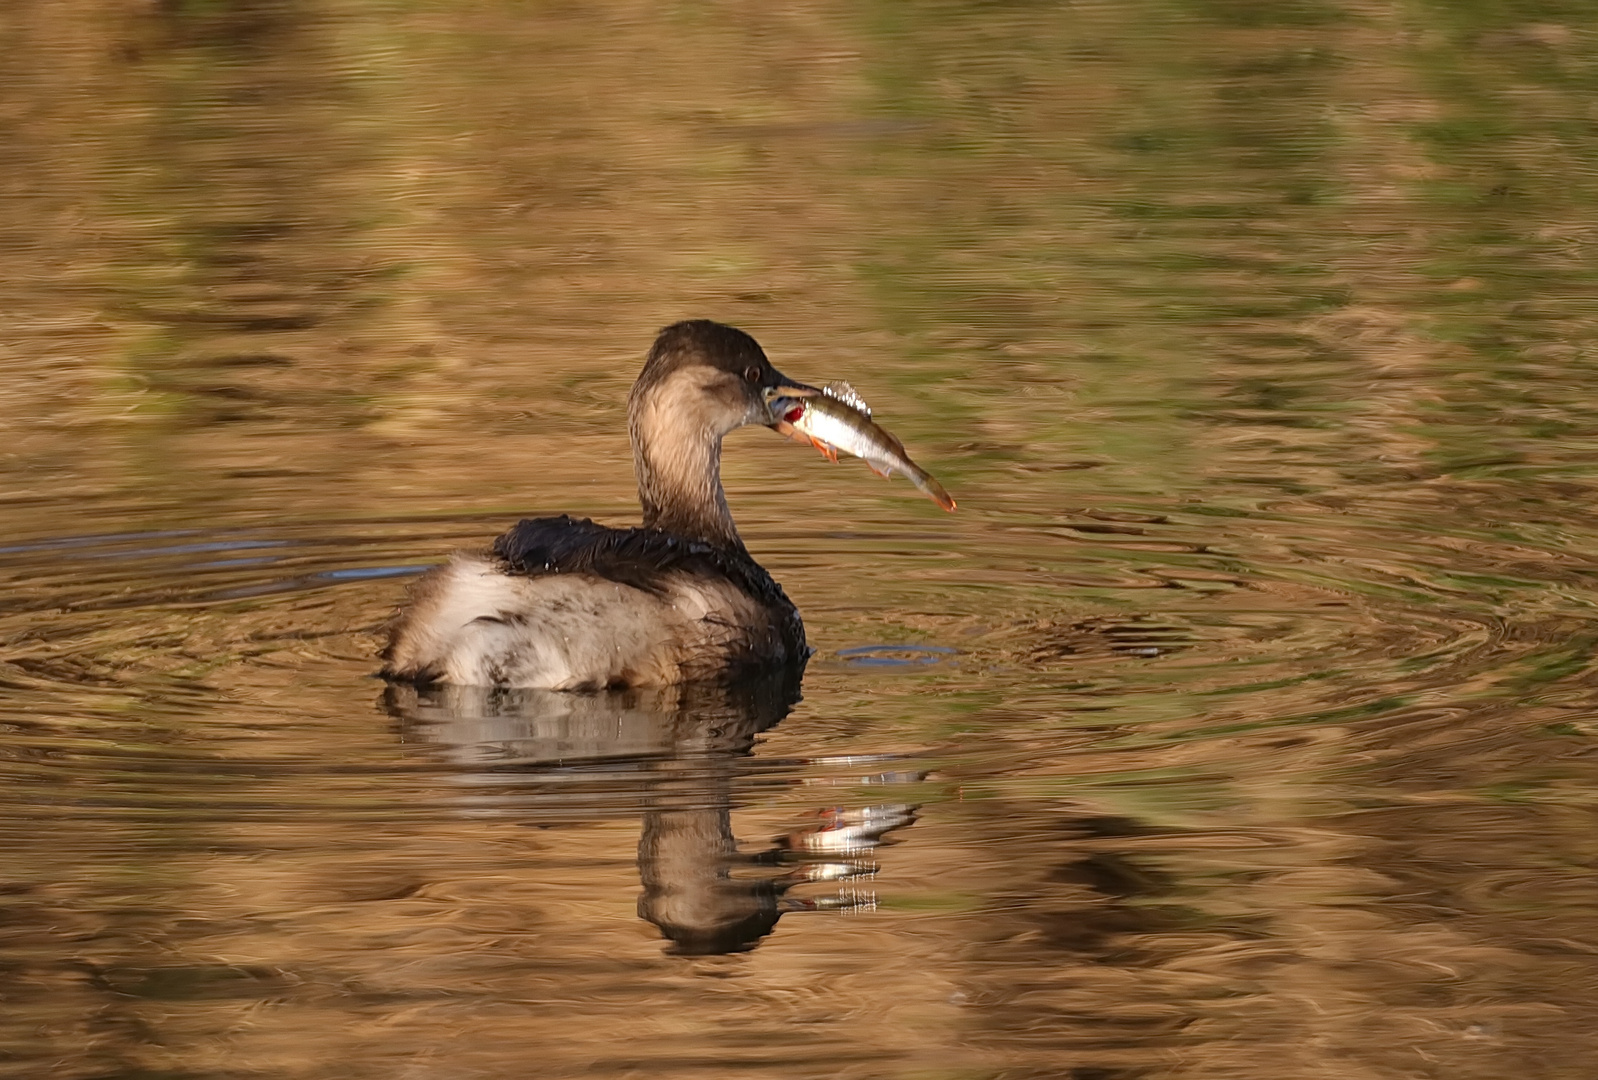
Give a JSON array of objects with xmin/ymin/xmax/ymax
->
[{"xmin": 381, "ymin": 320, "xmax": 822, "ymax": 690}]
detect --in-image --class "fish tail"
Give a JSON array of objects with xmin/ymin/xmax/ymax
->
[{"xmin": 907, "ymin": 465, "xmax": 957, "ymax": 512}]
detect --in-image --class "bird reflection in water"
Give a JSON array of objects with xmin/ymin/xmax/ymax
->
[{"xmin": 383, "ymin": 668, "xmax": 918, "ymax": 955}]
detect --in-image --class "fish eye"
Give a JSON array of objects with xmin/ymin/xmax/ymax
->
[{"xmin": 743, "ymin": 365, "xmax": 762, "ymax": 384}]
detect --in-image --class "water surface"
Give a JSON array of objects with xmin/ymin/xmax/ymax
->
[{"xmin": 5, "ymin": 2, "xmax": 1598, "ymax": 1078}]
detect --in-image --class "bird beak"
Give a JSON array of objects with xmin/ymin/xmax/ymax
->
[{"xmin": 763, "ymin": 375, "xmax": 820, "ymax": 435}]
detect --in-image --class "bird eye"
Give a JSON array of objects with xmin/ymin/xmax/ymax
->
[{"xmin": 744, "ymin": 365, "xmax": 762, "ymax": 384}]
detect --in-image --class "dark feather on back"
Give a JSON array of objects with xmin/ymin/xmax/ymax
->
[{"xmin": 491, "ymin": 515, "xmax": 793, "ymax": 611}]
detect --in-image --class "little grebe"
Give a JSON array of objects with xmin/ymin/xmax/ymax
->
[{"xmin": 382, "ymin": 320, "xmax": 824, "ymax": 690}]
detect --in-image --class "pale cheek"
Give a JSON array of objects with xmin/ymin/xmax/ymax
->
[{"xmin": 651, "ymin": 368, "xmax": 766, "ymax": 435}]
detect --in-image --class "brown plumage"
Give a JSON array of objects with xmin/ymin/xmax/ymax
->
[{"xmin": 381, "ymin": 321, "xmax": 815, "ymax": 690}]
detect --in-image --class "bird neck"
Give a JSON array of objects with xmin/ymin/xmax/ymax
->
[{"xmin": 630, "ymin": 411, "xmax": 744, "ymax": 552}]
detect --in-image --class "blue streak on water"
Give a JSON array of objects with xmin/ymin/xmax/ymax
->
[
  {"xmin": 837, "ymin": 644, "xmax": 958, "ymax": 667},
  {"xmin": 0, "ymin": 529, "xmax": 200, "ymax": 555},
  {"xmin": 199, "ymin": 564, "xmax": 435, "ymax": 601},
  {"xmin": 319, "ymin": 565, "xmax": 435, "ymax": 581},
  {"xmin": 88, "ymin": 540, "xmax": 289, "ymax": 560}
]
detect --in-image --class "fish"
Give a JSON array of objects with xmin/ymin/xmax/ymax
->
[{"xmin": 772, "ymin": 381, "xmax": 956, "ymax": 512}]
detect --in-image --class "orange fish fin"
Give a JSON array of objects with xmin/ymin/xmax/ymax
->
[{"xmin": 809, "ymin": 437, "xmax": 839, "ymax": 463}]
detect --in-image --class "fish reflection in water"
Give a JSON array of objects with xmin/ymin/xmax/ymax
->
[{"xmin": 383, "ymin": 669, "xmax": 917, "ymax": 955}]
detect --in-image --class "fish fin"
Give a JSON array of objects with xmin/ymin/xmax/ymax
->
[
  {"xmin": 867, "ymin": 461, "xmax": 894, "ymax": 479},
  {"xmin": 821, "ymin": 381, "xmax": 871, "ymax": 417},
  {"xmin": 808, "ymin": 436, "xmax": 840, "ymax": 463}
]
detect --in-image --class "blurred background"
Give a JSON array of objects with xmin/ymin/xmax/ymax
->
[{"xmin": 5, "ymin": 1, "xmax": 1598, "ymax": 1078}]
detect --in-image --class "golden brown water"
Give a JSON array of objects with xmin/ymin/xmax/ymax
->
[{"xmin": 6, "ymin": 2, "xmax": 1598, "ymax": 1077}]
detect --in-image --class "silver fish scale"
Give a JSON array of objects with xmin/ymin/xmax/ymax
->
[{"xmin": 822, "ymin": 380, "xmax": 871, "ymax": 417}]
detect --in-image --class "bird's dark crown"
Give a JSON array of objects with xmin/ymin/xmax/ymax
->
[{"xmin": 636, "ymin": 320, "xmax": 779, "ymax": 392}]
